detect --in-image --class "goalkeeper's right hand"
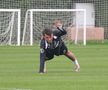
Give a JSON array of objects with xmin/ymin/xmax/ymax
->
[{"xmin": 53, "ymin": 19, "xmax": 62, "ymax": 29}]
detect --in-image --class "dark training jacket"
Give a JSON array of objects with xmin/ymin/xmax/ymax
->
[{"xmin": 39, "ymin": 27, "xmax": 67, "ymax": 73}]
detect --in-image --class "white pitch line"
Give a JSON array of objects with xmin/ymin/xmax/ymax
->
[{"xmin": 0, "ymin": 88, "xmax": 32, "ymax": 90}]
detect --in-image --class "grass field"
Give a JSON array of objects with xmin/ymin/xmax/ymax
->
[{"xmin": 0, "ymin": 44, "xmax": 108, "ymax": 90}]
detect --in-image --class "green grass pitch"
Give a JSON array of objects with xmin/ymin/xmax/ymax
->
[{"xmin": 0, "ymin": 44, "xmax": 108, "ymax": 90}]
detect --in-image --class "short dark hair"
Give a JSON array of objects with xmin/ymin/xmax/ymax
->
[{"xmin": 42, "ymin": 28, "xmax": 53, "ymax": 36}]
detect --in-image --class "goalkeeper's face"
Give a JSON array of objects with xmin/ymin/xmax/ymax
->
[{"xmin": 44, "ymin": 34, "xmax": 53, "ymax": 43}]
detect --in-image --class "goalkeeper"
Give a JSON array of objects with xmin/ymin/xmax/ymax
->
[{"xmin": 39, "ymin": 20, "xmax": 80, "ymax": 73}]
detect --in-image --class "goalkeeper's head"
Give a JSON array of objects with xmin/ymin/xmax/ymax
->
[{"xmin": 42, "ymin": 28, "xmax": 53, "ymax": 43}]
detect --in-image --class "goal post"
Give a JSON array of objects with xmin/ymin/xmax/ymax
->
[
  {"xmin": 22, "ymin": 9, "xmax": 86, "ymax": 46},
  {"xmin": 0, "ymin": 9, "xmax": 21, "ymax": 46}
]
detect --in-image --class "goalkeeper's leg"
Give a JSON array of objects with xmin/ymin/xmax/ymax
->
[{"xmin": 65, "ymin": 51, "xmax": 80, "ymax": 72}]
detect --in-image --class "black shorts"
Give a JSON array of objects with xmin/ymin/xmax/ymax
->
[{"xmin": 45, "ymin": 43, "xmax": 68, "ymax": 61}]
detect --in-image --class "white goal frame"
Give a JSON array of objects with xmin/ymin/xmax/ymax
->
[
  {"xmin": 22, "ymin": 9, "xmax": 86, "ymax": 46},
  {"xmin": 0, "ymin": 9, "xmax": 21, "ymax": 46}
]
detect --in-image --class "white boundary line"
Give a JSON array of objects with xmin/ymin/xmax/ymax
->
[{"xmin": 0, "ymin": 88, "xmax": 32, "ymax": 90}]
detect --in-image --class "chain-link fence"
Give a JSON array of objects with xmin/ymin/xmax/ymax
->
[{"xmin": 0, "ymin": 0, "xmax": 108, "ymax": 45}]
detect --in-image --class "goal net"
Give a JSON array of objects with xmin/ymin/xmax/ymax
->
[
  {"xmin": 22, "ymin": 9, "xmax": 86, "ymax": 46},
  {"xmin": 0, "ymin": 9, "xmax": 21, "ymax": 46}
]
